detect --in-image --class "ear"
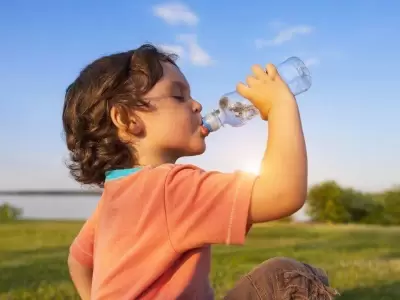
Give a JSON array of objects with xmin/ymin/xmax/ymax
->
[{"xmin": 110, "ymin": 106, "xmax": 144, "ymax": 137}]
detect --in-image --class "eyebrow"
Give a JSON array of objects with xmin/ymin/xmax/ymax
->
[{"xmin": 170, "ymin": 80, "xmax": 189, "ymax": 90}]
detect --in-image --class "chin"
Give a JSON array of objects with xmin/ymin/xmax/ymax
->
[{"xmin": 186, "ymin": 140, "xmax": 206, "ymax": 156}]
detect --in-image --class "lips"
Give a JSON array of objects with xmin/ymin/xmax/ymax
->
[
  {"xmin": 200, "ymin": 125, "xmax": 209, "ymax": 137},
  {"xmin": 199, "ymin": 118, "xmax": 209, "ymax": 137}
]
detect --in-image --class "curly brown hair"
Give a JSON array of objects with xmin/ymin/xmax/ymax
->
[{"xmin": 62, "ymin": 44, "xmax": 177, "ymax": 187}]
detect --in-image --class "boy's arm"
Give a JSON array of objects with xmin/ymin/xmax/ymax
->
[
  {"xmin": 68, "ymin": 255, "xmax": 93, "ymax": 300},
  {"xmin": 237, "ymin": 63, "xmax": 307, "ymax": 224},
  {"xmin": 248, "ymin": 100, "xmax": 306, "ymax": 223},
  {"xmin": 68, "ymin": 205, "xmax": 98, "ymax": 299}
]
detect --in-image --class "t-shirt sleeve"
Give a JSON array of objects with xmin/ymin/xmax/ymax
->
[
  {"xmin": 69, "ymin": 207, "xmax": 98, "ymax": 268},
  {"xmin": 163, "ymin": 164, "xmax": 257, "ymax": 252}
]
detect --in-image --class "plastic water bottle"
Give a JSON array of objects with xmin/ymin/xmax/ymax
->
[{"xmin": 201, "ymin": 57, "xmax": 311, "ymax": 135}]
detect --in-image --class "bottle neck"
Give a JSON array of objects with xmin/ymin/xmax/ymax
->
[{"xmin": 202, "ymin": 109, "xmax": 223, "ymax": 132}]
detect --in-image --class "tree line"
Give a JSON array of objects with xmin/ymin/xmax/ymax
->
[{"xmin": 306, "ymin": 181, "xmax": 400, "ymax": 225}]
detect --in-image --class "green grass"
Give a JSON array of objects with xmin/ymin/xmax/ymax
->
[{"xmin": 1, "ymin": 221, "xmax": 400, "ymax": 299}]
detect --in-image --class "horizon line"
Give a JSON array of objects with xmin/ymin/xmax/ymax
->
[{"xmin": 0, "ymin": 189, "xmax": 102, "ymax": 196}]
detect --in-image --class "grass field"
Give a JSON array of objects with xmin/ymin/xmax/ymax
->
[{"xmin": 1, "ymin": 221, "xmax": 400, "ymax": 299}]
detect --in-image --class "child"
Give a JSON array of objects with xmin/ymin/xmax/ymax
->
[{"xmin": 64, "ymin": 44, "xmax": 337, "ymax": 299}]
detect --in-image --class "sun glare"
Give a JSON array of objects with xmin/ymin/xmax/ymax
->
[{"xmin": 241, "ymin": 161, "xmax": 261, "ymax": 175}]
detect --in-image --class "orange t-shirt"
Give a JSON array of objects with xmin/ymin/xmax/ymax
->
[{"xmin": 69, "ymin": 164, "xmax": 256, "ymax": 299}]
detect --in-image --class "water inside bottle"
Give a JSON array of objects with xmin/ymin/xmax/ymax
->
[{"xmin": 218, "ymin": 95, "xmax": 259, "ymax": 127}]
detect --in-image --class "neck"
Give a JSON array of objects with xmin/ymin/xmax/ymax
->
[{"xmin": 135, "ymin": 150, "xmax": 179, "ymax": 167}]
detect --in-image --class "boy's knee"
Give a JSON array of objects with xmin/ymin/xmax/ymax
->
[
  {"xmin": 255, "ymin": 257, "xmax": 328, "ymax": 280},
  {"xmin": 261, "ymin": 256, "xmax": 296, "ymax": 269},
  {"xmin": 251, "ymin": 256, "xmax": 306, "ymax": 276},
  {"xmin": 250, "ymin": 257, "xmax": 338, "ymax": 299},
  {"xmin": 225, "ymin": 257, "xmax": 338, "ymax": 299}
]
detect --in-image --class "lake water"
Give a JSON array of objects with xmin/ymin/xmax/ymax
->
[
  {"xmin": 1, "ymin": 195, "xmax": 100, "ymax": 220},
  {"xmin": 1, "ymin": 195, "xmax": 309, "ymax": 221}
]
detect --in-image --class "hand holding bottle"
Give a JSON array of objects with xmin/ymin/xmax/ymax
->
[
  {"xmin": 201, "ymin": 56, "xmax": 311, "ymax": 134},
  {"xmin": 236, "ymin": 63, "xmax": 295, "ymax": 121}
]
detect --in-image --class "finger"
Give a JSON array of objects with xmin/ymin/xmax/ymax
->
[
  {"xmin": 251, "ymin": 64, "xmax": 268, "ymax": 80},
  {"xmin": 265, "ymin": 63, "xmax": 277, "ymax": 80},
  {"xmin": 236, "ymin": 82, "xmax": 253, "ymax": 100},
  {"xmin": 246, "ymin": 75, "xmax": 259, "ymax": 87}
]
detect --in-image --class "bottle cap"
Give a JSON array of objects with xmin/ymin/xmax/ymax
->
[{"xmin": 201, "ymin": 113, "xmax": 221, "ymax": 132}]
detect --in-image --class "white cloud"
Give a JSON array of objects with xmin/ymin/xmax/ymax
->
[
  {"xmin": 304, "ymin": 57, "xmax": 320, "ymax": 67},
  {"xmin": 158, "ymin": 44, "xmax": 185, "ymax": 57},
  {"xmin": 152, "ymin": 2, "xmax": 198, "ymax": 26},
  {"xmin": 256, "ymin": 25, "xmax": 314, "ymax": 48},
  {"xmin": 177, "ymin": 34, "xmax": 213, "ymax": 66}
]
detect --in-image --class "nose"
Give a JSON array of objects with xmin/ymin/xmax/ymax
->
[{"xmin": 192, "ymin": 98, "xmax": 203, "ymax": 113}]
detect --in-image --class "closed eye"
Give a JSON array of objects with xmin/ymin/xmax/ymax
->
[{"xmin": 172, "ymin": 95, "xmax": 187, "ymax": 102}]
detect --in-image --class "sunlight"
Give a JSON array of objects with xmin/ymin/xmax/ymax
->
[{"xmin": 241, "ymin": 160, "xmax": 261, "ymax": 175}]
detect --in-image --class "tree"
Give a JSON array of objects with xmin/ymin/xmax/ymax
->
[
  {"xmin": 0, "ymin": 202, "xmax": 23, "ymax": 222},
  {"xmin": 307, "ymin": 181, "xmax": 351, "ymax": 223},
  {"xmin": 381, "ymin": 187, "xmax": 400, "ymax": 225},
  {"xmin": 340, "ymin": 188, "xmax": 380, "ymax": 223}
]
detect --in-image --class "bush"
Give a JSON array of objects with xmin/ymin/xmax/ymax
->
[{"xmin": 0, "ymin": 202, "xmax": 23, "ymax": 222}]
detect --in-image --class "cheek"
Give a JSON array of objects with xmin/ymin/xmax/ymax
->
[
  {"xmin": 143, "ymin": 107, "xmax": 198, "ymax": 144},
  {"xmin": 167, "ymin": 112, "xmax": 196, "ymax": 134},
  {"xmin": 150, "ymin": 119, "xmax": 191, "ymax": 143}
]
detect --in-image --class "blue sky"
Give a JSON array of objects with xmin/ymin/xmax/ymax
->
[{"xmin": 0, "ymin": 0, "xmax": 399, "ymax": 193}]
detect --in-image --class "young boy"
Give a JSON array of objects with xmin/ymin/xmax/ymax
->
[{"xmin": 64, "ymin": 44, "xmax": 337, "ymax": 299}]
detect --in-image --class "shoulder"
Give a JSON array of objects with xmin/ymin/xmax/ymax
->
[
  {"xmin": 102, "ymin": 164, "xmax": 205, "ymax": 193},
  {"xmin": 152, "ymin": 163, "xmax": 204, "ymax": 172},
  {"xmin": 146, "ymin": 163, "xmax": 206, "ymax": 179}
]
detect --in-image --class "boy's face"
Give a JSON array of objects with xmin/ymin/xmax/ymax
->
[{"xmin": 134, "ymin": 62, "xmax": 207, "ymax": 163}]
